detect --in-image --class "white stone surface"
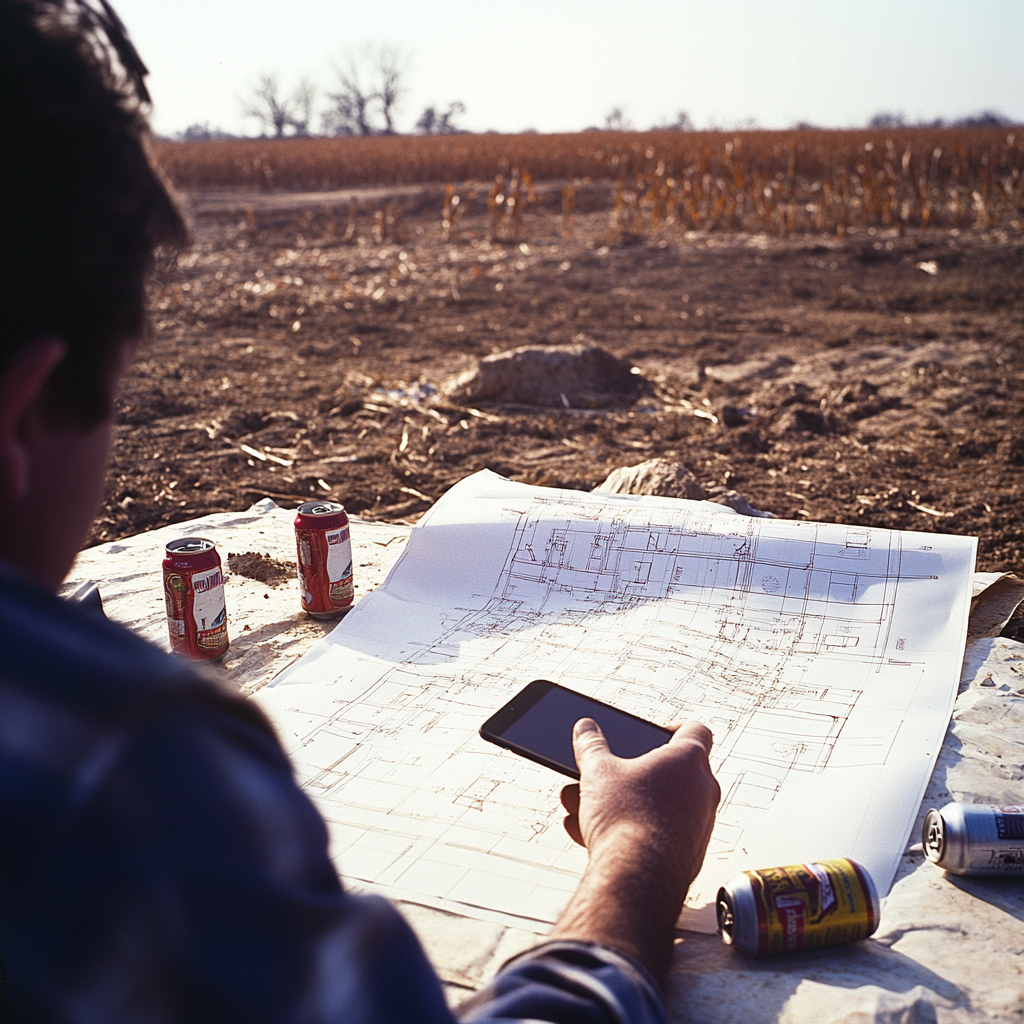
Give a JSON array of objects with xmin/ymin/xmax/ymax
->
[
  {"xmin": 663, "ymin": 636, "xmax": 1024, "ymax": 1024},
  {"xmin": 63, "ymin": 500, "xmax": 411, "ymax": 695},
  {"xmin": 64, "ymin": 504, "xmax": 1024, "ymax": 1021}
]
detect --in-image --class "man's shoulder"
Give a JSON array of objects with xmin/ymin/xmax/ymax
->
[
  {"xmin": 0, "ymin": 564, "xmax": 271, "ymax": 802},
  {"xmin": 2, "ymin": 562, "xmax": 207, "ymax": 708}
]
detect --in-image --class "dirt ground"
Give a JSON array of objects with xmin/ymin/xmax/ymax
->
[{"xmin": 97, "ymin": 182, "xmax": 1023, "ymax": 598}]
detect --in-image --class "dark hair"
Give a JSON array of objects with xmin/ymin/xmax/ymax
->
[{"xmin": 0, "ymin": 0, "xmax": 187, "ymax": 426}]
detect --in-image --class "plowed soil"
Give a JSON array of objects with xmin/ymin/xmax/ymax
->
[{"xmin": 96, "ymin": 183, "xmax": 1023, "ymax": 583}]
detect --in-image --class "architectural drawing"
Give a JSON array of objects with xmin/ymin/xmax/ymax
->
[{"xmin": 257, "ymin": 471, "xmax": 975, "ymax": 931}]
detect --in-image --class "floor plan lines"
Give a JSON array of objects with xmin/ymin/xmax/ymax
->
[{"xmin": 256, "ymin": 470, "xmax": 976, "ymax": 932}]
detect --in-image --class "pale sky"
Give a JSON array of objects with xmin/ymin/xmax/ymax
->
[{"xmin": 113, "ymin": 0, "xmax": 1024, "ymax": 137}]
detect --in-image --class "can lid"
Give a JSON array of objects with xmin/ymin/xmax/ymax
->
[
  {"xmin": 297, "ymin": 501, "xmax": 346, "ymax": 516},
  {"xmin": 165, "ymin": 537, "xmax": 215, "ymax": 554},
  {"xmin": 715, "ymin": 887, "xmax": 736, "ymax": 945},
  {"xmin": 923, "ymin": 808, "xmax": 945, "ymax": 864}
]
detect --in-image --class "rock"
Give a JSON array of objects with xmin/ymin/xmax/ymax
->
[
  {"xmin": 721, "ymin": 405, "xmax": 756, "ymax": 427},
  {"xmin": 708, "ymin": 490, "xmax": 775, "ymax": 518},
  {"xmin": 333, "ymin": 398, "xmax": 364, "ymax": 417},
  {"xmin": 774, "ymin": 407, "xmax": 833, "ymax": 435},
  {"xmin": 840, "ymin": 379, "xmax": 879, "ymax": 402},
  {"xmin": 704, "ymin": 355, "xmax": 793, "ymax": 384},
  {"xmin": 221, "ymin": 409, "xmax": 269, "ymax": 437},
  {"xmin": 442, "ymin": 344, "xmax": 640, "ymax": 408},
  {"xmin": 735, "ymin": 429, "xmax": 771, "ymax": 453},
  {"xmin": 593, "ymin": 459, "xmax": 707, "ymax": 500},
  {"xmin": 775, "ymin": 381, "xmax": 817, "ymax": 406}
]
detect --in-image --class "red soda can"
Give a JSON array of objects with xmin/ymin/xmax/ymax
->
[
  {"xmin": 162, "ymin": 537, "xmax": 229, "ymax": 660},
  {"xmin": 294, "ymin": 500, "xmax": 354, "ymax": 618}
]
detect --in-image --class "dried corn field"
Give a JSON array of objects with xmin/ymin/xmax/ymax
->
[{"xmin": 155, "ymin": 127, "xmax": 1023, "ymax": 237}]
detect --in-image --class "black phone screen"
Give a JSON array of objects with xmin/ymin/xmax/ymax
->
[{"xmin": 480, "ymin": 679, "xmax": 672, "ymax": 778}]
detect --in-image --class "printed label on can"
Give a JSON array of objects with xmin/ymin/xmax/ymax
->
[
  {"xmin": 747, "ymin": 858, "xmax": 875, "ymax": 955},
  {"xmin": 985, "ymin": 848, "xmax": 1024, "ymax": 871},
  {"xmin": 326, "ymin": 527, "xmax": 353, "ymax": 603},
  {"xmin": 192, "ymin": 566, "xmax": 228, "ymax": 651},
  {"xmin": 995, "ymin": 809, "xmax": 1024, "ymax": 840},
  {"xmin": 164, "ymin": 573, "xmax": 189, "ymax": 653},
  {"xmin": 326, "ymin": 527, "xmax": 351, "ymax": 580},
  {"xmin": 989, "ymin": 806, "xmax": 1024, "ymax": 872}
]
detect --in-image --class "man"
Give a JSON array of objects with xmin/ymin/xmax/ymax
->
[{"xmin": 0, "ymin": 2, "xmax": 721, "ymax": 1021}]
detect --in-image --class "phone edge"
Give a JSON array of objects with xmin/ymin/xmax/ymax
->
[{"xmin": 478, "ymin": 728, "xmax": 581, "ymax": 780}]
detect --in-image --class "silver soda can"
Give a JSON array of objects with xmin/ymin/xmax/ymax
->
[
  {"xmin": 717, "ymin": 857, "xmax": 879, "ymax": 956},
  {"xmin": 923, "ymin": 803, "xmax": 1024, "ymax": 876}
]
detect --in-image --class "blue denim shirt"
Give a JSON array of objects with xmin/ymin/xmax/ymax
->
[{"xmin": 0, "ymin": 565, "xmax": 666, "ymax": 1024}]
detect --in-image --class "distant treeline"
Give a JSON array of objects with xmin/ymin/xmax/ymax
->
[{"xmin": 167, "ymin": 109, "xmax": 1018, "ymax": 144}]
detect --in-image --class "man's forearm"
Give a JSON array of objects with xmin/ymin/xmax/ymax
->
[{"xmin": 548, "ymin": 834, "xmax": 687, "ymax": 985}]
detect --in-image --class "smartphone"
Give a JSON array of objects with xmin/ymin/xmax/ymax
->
[{"xmin": 479, "ymin": 679, "xmax": 672, "ymax": 780}]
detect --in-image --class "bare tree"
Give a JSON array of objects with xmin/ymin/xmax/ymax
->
[
  {"xmin": 415, "ymin": 101, "xmax": 466, "ymax": 135},
  {"xmin": 322, "ymin": 44, "xmax": 408, "ymax": 136},
  {"xmin": 415, "ymin": 106, "xmax": 437, "ymax": 134},
  {"xmin": 375, "ymin": 44, "xmax": 405, "ymax": 134},
  {"xmin": 659, "ymin": 111, "xmax": 694, "ymax": 131},
  {"xmin": 603, "ymin": 107, "xmax": 634, "ymax": 132},
  {"xmin": 288, "ymin": 77, "xmax": 317, "ymax": 136},
  {"xmin": 322, "ymin": 54, "xmax": 375, "ymax": 136},
  {"xmin": 176, "ymin": 122, "xmax": 234, "ymax": 141},
  {"xmin": 242, "ymin": 73, "xmax": 317, "ymax": 137},
  {"xmin": 868, "ymin": 111, "xmax": 907, "ymax": 130}
]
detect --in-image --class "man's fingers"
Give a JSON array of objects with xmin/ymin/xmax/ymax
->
[
  {"xmin": 665, "ymin": 719, "xmax": 714, "ymax": 756},
  {"xmin": 562, "ymin": 813, "xmax": 585, "ymax": 847},
  {"xmin": 560, "ymin": 783, "xmax": 580, "ymax": 814},
  {"xmin": 572, "ymin": 718, "xmax": 609, "ymax": 771},
  {"xmin": 560, "ymin": 784, "xmax": 584, "ymax": 845}
]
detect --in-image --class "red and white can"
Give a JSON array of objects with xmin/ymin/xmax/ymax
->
[
  {"xmin": 162, "ymin": 537, "xmax": 229, "ymax": 660},
  {"xmin": 294, "ymin": 500, "xmax": 354, "ymax": 618}
]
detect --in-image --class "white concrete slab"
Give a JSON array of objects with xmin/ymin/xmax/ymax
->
[{"xmin": 63, "ymin": 502, "xmax": 1024, "ymax": 1021}]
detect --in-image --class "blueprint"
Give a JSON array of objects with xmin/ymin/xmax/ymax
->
[{"xmin": 255, "ymin": 470, "xmax": 976, "ymax": 932}]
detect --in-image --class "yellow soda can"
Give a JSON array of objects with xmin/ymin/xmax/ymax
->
[{"xmin": 716, "ymin": 857, "xmax": 879, "ymax": 956}]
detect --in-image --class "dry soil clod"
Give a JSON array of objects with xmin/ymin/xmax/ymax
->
[
  {"xmin": 593, "ymin": 458, "xmax": 707, "ymax": 501},
  {"xmin": 443, "ymin": 344, "xmax": 642, "ymax": 409}
]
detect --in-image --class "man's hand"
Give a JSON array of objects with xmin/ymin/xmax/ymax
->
[
  {"xmin": 548, "ymin": 718, "xmax": 720, "ymax": 985},
  {"xmin": 561, "ymin": 718, "xmax": 720, "ymax": 904}
]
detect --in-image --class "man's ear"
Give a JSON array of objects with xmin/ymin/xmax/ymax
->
[{"xmin": 0, "ymin": 338, "xmax": 67, "ymax": 502}]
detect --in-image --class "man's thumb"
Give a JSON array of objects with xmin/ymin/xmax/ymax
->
[{"xmin": 572, "ymin": 718, "xmax": 609, "ymax": 768}]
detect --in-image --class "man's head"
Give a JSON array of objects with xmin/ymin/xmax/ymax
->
[{"xmin": 0, "ymin": 0, "xmax": 186, "ymax": 585}]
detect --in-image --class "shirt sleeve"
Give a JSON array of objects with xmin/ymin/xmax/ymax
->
[
  {"xmin": 48, "ymin": 693, "xmax": 456, "ymax": 1024},
  {"xmin": 458, "ymin": 940, "xmax": 668, "ymax": 1024}
]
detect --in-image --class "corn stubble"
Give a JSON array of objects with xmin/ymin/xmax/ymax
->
[{"xmin": 155, "ymin": 127, "xmax": 1021, "ymax": 238}]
